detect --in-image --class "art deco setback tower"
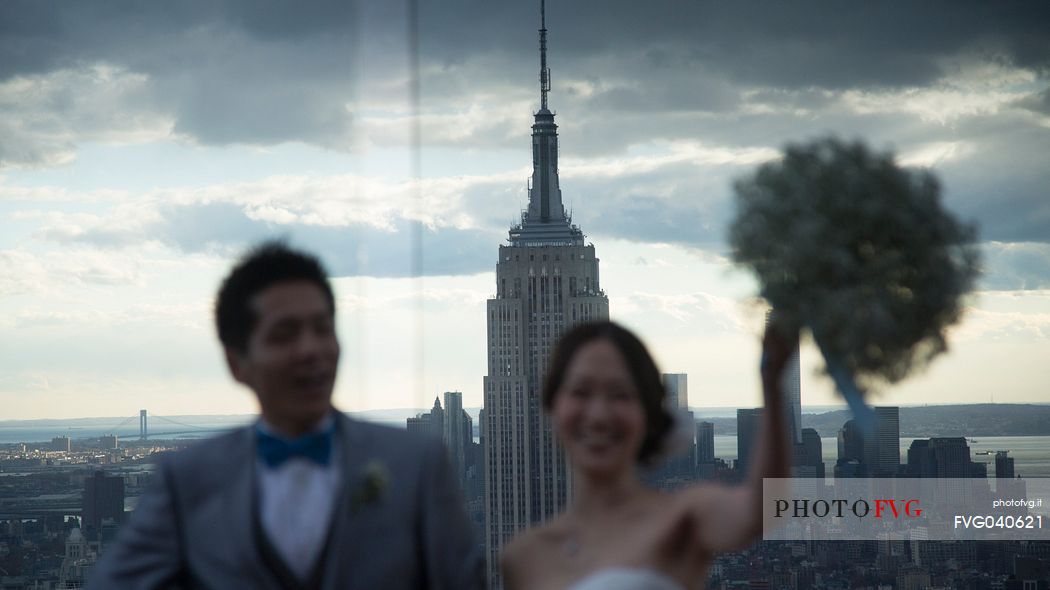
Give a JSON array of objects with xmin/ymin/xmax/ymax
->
[{"xmin": 483, "ymin": 2, "xmax": 609, "ymax": 583}]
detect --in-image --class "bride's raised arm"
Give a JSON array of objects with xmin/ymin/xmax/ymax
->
[{"xmin": 684, "ymin": 320, "xmax": 795, "ymax": 553}]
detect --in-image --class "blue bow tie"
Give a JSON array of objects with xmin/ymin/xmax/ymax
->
[{"xmin": 256, "ymin": 427, "xmax": 333, "ymax": 468}]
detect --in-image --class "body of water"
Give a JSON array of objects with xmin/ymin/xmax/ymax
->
[
  {"xmin": 0, "ymin": 415, "xmax": 407, "ymax": 445},
  {"xmin": 4, "ymin": 419, "xmax": 1048, "ymax": 478},
  {"xmin": 712, "ymin": 435, "xmax": 1050, "ymax": 478},
  {"xmin": 0, "ymin": 421, "xmax": 251, "ymax": 444}
]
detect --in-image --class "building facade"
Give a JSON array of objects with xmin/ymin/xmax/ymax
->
[
  {"xmin": 868, "ymin": 406, "xmax": 901, "ymax": 476},
  {"xmin": 658, "ymin": 373, "xmax": 695, "ymax": 478},
  {"xmin": 996, "ymin": 450, "xmax": 1016, "ymax": 479},
  {"xmin": 51, "ymin": 436, "xmax": 71, "ymax": 452},
  {"xmin": 764, "ymin": 311, "xmax": 802, "ymax": 445},
  {"xmin": 406, "ymin": 397, "xmax": 445, "ymax": 440},
  {"xmin": 443, "ymin": 390, "xmax": 474, "ymax": 488},
  {"xmin": 697, "ymin": 421, "xmax": 715, "ymax": 464},
  {"xmin": 482, "ymin": 6, "xmax": 609, "ymax": 585},
  {"xmin": 663, "ymin": 374, "xmax": 688, "ymax": 410},
  {"xmin": 82, "ymin": 470, "xmax": 125, "ymax": 533},
  {"xmin": 736, "ymin": 408, "xmax": 763, "ymax": 473},
  {"xmin": 793, "ymin": 428, "xmax": 825, "ymax": 478}
]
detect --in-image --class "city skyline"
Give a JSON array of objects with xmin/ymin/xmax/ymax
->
[{"xmin": 2, "ymin": 1, "xmax": 1049, "ymax": 420}]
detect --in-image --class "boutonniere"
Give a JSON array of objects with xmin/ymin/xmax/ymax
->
[{"xmin": 351, "ymin": 460, "xmax": 389, "ymax": 510}]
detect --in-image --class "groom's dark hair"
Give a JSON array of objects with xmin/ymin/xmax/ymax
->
[{"xmin": 215, "ymin": 241, "xmax": 335, "ymax": 353}]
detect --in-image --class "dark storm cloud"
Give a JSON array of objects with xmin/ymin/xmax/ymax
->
[
  {"xmin": 4, "ymin": 0, "xmax": 1049, "ymax": 289},
  {"xmin": 935, "ymin": 118, "xmax": 1050, "ymax": 245},
  {"xmin": 417, "ymin": 1, "xmax": 1050, "ymax": 90},
  {"xmin": 1017, "ymin": 87, "xmax": 1050, "ymax": 116},
  {"xmin": 3, "ymin": 0, "xmax": 1048, "ymax": 154},
  {"xmin": 0, "ymin": 0, "xmax": 369, "ymax": 157},
  {"xmin": 0, "ymin": 0, "xmax": 358, "ymax": 79}
]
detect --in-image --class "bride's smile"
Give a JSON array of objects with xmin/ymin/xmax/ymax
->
[{"xmin": 553, "ymin": 339, "xmax": 646, "ymax": 476}]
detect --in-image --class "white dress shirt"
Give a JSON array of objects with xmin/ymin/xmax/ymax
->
[{"xmin": 256, "ymin": 415, "xmax": 343, "ymax": 581}]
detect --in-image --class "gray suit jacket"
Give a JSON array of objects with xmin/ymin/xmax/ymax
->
[{"xmin": 87, "ymin": 413, "xmax": 484, "ymax": 590}]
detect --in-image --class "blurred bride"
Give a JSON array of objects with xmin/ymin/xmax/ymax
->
[{"xmin": 501, "ymin": 320, "xmax": 794, "ymax": 590}]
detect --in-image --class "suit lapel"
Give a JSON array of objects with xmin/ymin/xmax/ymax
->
[
  {"xmin": 320, "ymin": 414, "xmax": 373, "ymax": 590},
  {"xmin": 224, "ymin": 426, "xmax": 278, "ymax": 587}
]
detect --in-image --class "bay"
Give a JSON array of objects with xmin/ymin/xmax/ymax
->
[{"xmin": 712, "ymin": 435, "xmax": 1050, "ymax": 478}]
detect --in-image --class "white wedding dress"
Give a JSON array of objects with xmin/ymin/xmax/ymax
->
[{"xmin": 568, "ymin": 568, "xmax": 685, "ymax": 590}]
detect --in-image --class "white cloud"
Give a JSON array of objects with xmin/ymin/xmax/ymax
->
[
  {"xmin": 0, "ymin": 250, "xmax": 48, "ymax": 296},
  {"xmin": 0, "ymin": 64, "xmax": 174, "ymax": 169},
  {"xmin": 0, "ymin": 247, "xmax": 158, "ymax": 297},
  {"xmin": 561, "ymin": 141, "xmax": 778, "ymax": 180},
  {"xmin": 898, "ymin": 141, "xmax": 975, "ymax": 167},
  {"xmin": 18, "ymin": 171, "xmax": 523, "ymax": 238},
  {"xmin": 617, "ymin": 291, "xmax": 755, "ymax": 333},
  {"xmin": 839, "ymin": 61, "xmax": 1038, "ymax": 124},
  {"xmin": 952, "ymin": 306, "xmax": 1050, "ymax": 343}
]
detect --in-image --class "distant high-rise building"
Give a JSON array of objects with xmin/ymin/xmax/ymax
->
[
  {"xmin": 765, "ymin": 312, "xmax": 802, "ymax": 445},
  {"xmin": 835, "ymin": 418, "xmax": 868, "ymax": 477},
  {"xmin": 59, "ymin": 528, "xmax": 95, "ymax": 588},
  {"xmin": 971, "ymin": 461, "xmax": 988, "ymax": 478},
  {"xmin": 443, "ymin": 391, "xmax": 472, "ymax": 487},
  {"xmin": 663, "ymin": 374, "xmax": 688, "ymax": 410},
  {"xmin": 429, "ymin": 396, "xmax": 445, "ymax": 437},
  {"xmin": 995, "ymin": 451, "xmax": 1015, "ymax": 479},
  {"xmin": 906, "ymin": 437, "xmax": 973, "ymax": 478},
  {"xmin": 697, "ymin": 421, "xmax": 715, "ymax": 464},
  {"xmin": 99, "ymin": 435, "xmax": 118, "ymax": 450},
  {"xmin": 837, "ymin": 419, "xmax": 864, "ymax": 463},
  {"xmin": 905, "ymin": 439, "xmax": 933, "ymax": 477},
  {"xmin": 793, "ymin": 428, "xmax": 825, "ymax": 478},
  {"xmin": 834, "ymin": 459, "xmax": 865, "ymax": 479},
  {"xmin": 736, "ymin": 409, "xmax": 763, "ymax": 473},
  {"xmin": 482, "ymin": 6, "xmax": 610, "ymax": 585},
  {"xmin": 52, "ymin": 436, "xmax": 71, "ymax": 452},
  {"xmin": 659, "ymin": 373, "xmax": 695, "ymax": 477},
  {"xmin": 406, "ymin": 397, "xmax": 445, "ymax": 440},
  {"xmin": 406, "ymin": 414, "xmax": 430, "ymax": 434},
  {"xmin": 866, "ymin": 406, "xmax": 900, "ymax": 477},
  {"xmin": 82, "ymin": 471, "xmax": 124, "ymax": 532}
]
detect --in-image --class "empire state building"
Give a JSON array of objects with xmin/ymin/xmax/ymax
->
[{"xmin": 482, "ymin": 2, "xmax": 609, "ymax": 584}]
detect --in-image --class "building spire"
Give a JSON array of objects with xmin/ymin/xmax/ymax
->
[
  {"xmin": 507, "ymin": 0, "xmax": 582, "ymax": 246},
  {"xmin": 539, "ymin": 0, "xmax": 550, "ymax": 111}
]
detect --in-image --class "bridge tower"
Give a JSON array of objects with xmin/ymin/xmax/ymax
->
[{"xmin": 139, "ymin": 410, "xmax": 148, "ymax": 441}]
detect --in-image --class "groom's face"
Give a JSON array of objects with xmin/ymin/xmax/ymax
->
[{"xmin": 227, "ymin": 280, "xmax": 340, "ymax": 431}]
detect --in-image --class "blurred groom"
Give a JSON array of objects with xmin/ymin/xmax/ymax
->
[{"xmin": 88, "ymin": 242, "xmax": 484, "ymax": 590}]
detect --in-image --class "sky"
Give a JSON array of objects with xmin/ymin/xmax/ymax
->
[{"xmin": 1, "ymin": 1, "xmax": 1048, "ymax": 420}]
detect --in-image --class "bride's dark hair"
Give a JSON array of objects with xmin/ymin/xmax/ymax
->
[{"xmin": 542, "ymin": 321, "xmax": 674, "ymax": 464}]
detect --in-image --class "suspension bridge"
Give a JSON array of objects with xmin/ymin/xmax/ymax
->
[{"xmin": 100, "ymin": 410, "xmax": 236, "ymax": 441}]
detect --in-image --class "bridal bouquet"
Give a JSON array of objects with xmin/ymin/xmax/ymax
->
[{"xmin": 729, "ymin": 138, "xmax": 979, "ymax": 430}]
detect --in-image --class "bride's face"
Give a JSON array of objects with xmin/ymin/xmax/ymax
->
[{"xmin": 552, "ymin": 338, "xmax": 646, "ymax": 477}]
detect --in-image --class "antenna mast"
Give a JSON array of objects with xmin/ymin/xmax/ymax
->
[{"xmin": 539, "ymin": 0, "xmax": 551, "ymax": 110}]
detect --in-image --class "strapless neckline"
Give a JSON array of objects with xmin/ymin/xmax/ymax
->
[{"xmin": 567, "ymin": 567, "xmax": 684, "ymax": 590}]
